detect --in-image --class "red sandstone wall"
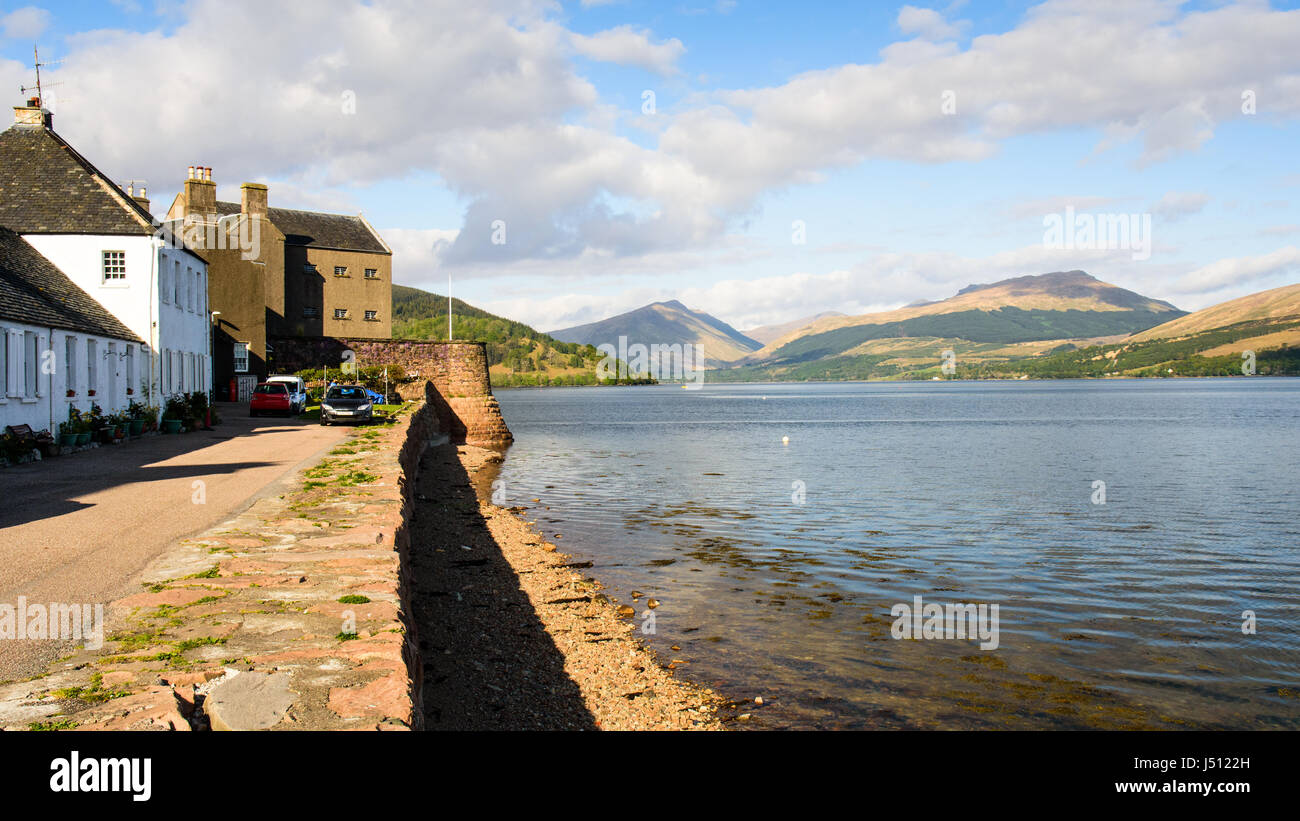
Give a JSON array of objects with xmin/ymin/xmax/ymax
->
[{"xmin": 270, "ymin": 337, "xmax": 512, "ymax": 446}]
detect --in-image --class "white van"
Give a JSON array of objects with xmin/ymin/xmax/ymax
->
[{"xmin": 265, "ymin": 375, "xmax": 308, "ymax": 415}]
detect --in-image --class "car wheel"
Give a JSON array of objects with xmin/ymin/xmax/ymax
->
[{"xmin": 250, "ymin": 409, "xmax": 258, "ymax": 417}]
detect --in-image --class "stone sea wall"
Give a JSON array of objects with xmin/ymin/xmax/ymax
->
[
  {"xmin": 271, "ymin": 337, "xmax": 512, "ymax": 447},
  {"xmin": 0, "ymin": 401, "xmax": 442, "ymax": 730}
]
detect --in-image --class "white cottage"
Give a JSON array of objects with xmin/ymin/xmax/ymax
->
[
  {"xmin": 0, "ymin": 225, "xmax": 143, "ymax": 433},
  {"xmin": 0, "ymin": 100, "xmax": 211, "ymax": 420}
]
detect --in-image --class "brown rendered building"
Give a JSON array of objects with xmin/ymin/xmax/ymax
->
[{"xmin": 166, "ymin": 168, "xmax": 391, "ymax": 398}]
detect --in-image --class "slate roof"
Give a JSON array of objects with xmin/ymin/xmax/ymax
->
[
  {"xmin": 214, "ymin": 201, "xmax": 389, "ymax": 254},
  {"xmin": 0, "ymin": 225, "xmax": 142, "ymax": 342},
  {"xmin": 0, "ymin": 122, "xmax": 156, "ymax": 235}
]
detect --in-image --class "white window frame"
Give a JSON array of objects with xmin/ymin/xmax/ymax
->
[
  {"xmin": 102, "ymin": 250, "xmax": 126, "ymax": 284},
  {"xmin": 86, "ymin": 338, "xmax": 97, "ymax": 397},
  {"xmin": 364, "ymin": 310, "xmax": 378, "ymax": 321},
  {"xmin": 0, "ymin": 327, "xmax": 8, "ymax": 401},
  {"xmin": 334, "ymin": 308, "xmax": 348, "ymax": 320},
  {"xmin": 233, "ymin": 342, "xmax": 250, "ymax": 374},
  {"xmin": 125, "ymin": 345, "xmax": 134, "ymax": 395},
  {"xmin": 364, "ymin": 268, "xmax": 378, "ymax": 279},
  {"xmin": 65, "ymin": 335, "xmax": 76, "ymax": 395}
]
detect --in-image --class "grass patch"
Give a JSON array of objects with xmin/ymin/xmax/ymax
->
[
  {"xmin": 29, "ymin": 718, "xmax": 77, "ymax": 731},
  {"xmin": 337, "ymin": 594, "xmax": 371, "ymax": 604},
  {"xmin": 336, "ymin": 632, "xmax": 360, "ymax": 641}
]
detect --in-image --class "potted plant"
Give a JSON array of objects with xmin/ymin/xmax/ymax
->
[
  {"xmin": 87, "ymin": 389, "xmax": 96, "ymax": 397},
  {"xmin": 108, "ymin": 411, "xmax": 129, "ymax": 441},
  {"xmin": 126, "ymin": 399, "xmax": 148, "ymax": 436},
  {"xmin": 88, "ymin": 404, "xmax": 113, "ymax": 444},
  {"xmin": 65, "ymin": 389, "xmax": 75, "ymax": 398},
  {"xmin": 161, "ymin": 395, "xmax": 187, "ymax": 434},
  {"xmin": 60, "ymin": 406, "xmax": 90, "ymax": 447},
  {"xmin": 186, "ymin": 391, "xmax": 211, "ymax": 430}
]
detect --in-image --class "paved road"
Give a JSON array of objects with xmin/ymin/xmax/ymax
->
[{"xmin": 0, "ymin": 404, "xmax": 346, "ymax": 680}]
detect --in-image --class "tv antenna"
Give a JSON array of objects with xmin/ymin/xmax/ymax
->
[{"xmin": 19, "ymin": 44, "xmax": 63, "ymax": 107}]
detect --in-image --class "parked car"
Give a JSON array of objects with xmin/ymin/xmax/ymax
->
[
  {"xmin": 250, "ymin": 382, "xmax": 292, "ymax": 417},
  {"xmin": 319, "ymin": 384, "xmax": 373, "ymax": 426},
  {"xmin": 265, "ymin": 375, "xmax": 308, "ymax": 414}
]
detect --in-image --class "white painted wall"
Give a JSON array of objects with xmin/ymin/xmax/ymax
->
[
  {"xmin": 0, "ymin": 321, "xmax": 147, "ymax": 434},
  {"xmin": 22, "ymin": 234, "xmax": 212, "ymax": 407}
]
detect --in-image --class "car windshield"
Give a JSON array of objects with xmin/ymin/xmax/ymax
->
[
  {"xmin": 255, "ymin": 384, "xmax": 287, "ymax": 394},
  {"xmin": 327, "ymin": 387, "xmax": 366, "ymax": 400}
]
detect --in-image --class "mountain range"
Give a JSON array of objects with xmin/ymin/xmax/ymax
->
[{"xmin": 394, "ymin": 272, "xmax": 1300, "ymax": 384}]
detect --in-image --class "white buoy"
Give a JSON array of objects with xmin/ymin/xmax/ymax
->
[{"xmin": 782, "ymin": 436, "xmax": 789, "ymax": 446}]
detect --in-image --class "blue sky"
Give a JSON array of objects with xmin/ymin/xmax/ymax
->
[{"xmin": 3, "ymin": 0, "xmax": 1299, "ymax": 331}]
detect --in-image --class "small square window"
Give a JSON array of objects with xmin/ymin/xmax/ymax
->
[
  {"xmin": 102, "ymin": 250, "xmax": 126, "ymax": 281},
  {"xmin": 303, "ymin": 263, "xmax": 317, "ymax": 274},
  {"xmin": 304, "ymin": 307, "xmax": 320, "ymax": 318},
  {"xmin": 334, "ymin": 266, "xmax": 348, "ymax": 277},
  {"xmin": 364, "ymin": 268, "xmax": 378, "ymax": 279},
  {"xmin": 334, "ymin": 308, "xmax": 348, "ymax": 320},
  {"xmin": 364, "ymin": 310, "xmax": 378, "ymax": 321}
]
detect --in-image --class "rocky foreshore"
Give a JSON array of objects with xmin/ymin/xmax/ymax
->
[{"xmin": 411, "ymin": 443, "xmax": 723, "ymax": 730}]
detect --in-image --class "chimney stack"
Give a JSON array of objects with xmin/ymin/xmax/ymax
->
[
  {"xmin": 240, "ymin": 182, "xmax": 268, "ymax": 219},
  {"xmin": 12, "ymin": 97, "xmax": 51, "ymax": 128},
  {"xmin": 183, "ymin": 163, "xmax": 216, "ymax": 216},
  {"xmin": 132, "ymin": 186, "xmax": 150, "ymax": 215}
]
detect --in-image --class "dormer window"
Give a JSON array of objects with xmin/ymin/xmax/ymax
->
[{"xmin": 102, "ymin": 250, "xmax": 126, "ymax": 282}]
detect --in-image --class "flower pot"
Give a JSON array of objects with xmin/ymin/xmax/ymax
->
[
  {"xmin": 162, "ymin": 419, "xmax": 183, "ymax": 434},
  {"xmin": 59, "ymin": 433, "xmax": 77, "ymax": 447},
  {"xmin": 129, "ymin": 419, "xmax": 145, "ymax": 436},
  {"xmin": 75, "ymin": 432, "xmax": 90, "ymax": 446}
]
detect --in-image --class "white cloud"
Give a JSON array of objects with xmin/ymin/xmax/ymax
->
[
  {"xmin": 28, "ymin": 0, "xmax": 1300, "ymax": 290},
  {"xmin": 1177, "ymin": 246, "xmax": 1300, "ymax": 296},
  {"xmin": 570, "ymin": 25, "xmax": 685, "ymax": 75},
  {"xmin": 1, "ymin": 6, "xmax": 51, "ymax": 39},
  {"xmin": 1152, "ymin": 191, "xmax": 1210, "ymax": 221},
  {"xmin": 897, "ymin": 6, "xmax": 967, "ymax": 41}
]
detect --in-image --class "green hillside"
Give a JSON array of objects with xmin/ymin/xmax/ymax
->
[
  {"xmin": 391, "ymin": 284, "xmax": 651, "ymax": 387},
  {"xmin": 763, "ymin": 307, "xmax": 1179, "ymax": 365}
]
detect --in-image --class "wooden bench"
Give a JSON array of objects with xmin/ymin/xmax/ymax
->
[{"xmin": 5, "ymin": 424, "xmax": 55, "ymax": 448}]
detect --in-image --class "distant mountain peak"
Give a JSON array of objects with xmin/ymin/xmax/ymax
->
[
  {"xmin": 956, "ymin": 270, "xmax": 1096, "ymax": 296},
  {"xmin": 548, "ymin": 299, "xmax": 761, "ymax": 364}
]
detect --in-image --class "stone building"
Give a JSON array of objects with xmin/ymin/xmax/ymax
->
[{"xmin": 166, "ymin": 168, "xmax": 392, "ymax": 399}]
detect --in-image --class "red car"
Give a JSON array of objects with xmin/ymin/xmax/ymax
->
[{"xmin": 249, "ymin": 382, "xmax": 292, "ymax": 417}]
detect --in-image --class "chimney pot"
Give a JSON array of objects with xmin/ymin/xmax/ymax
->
[
  {"xmin": 204, "ymin": 167, "xmax": 212, "ymax": 182},
  {"xmin": 188, "ymin": 165, "xmax": 195, "ymax": 179},
  {"xmin": 126, "ymin": 183, "xmax": 134, "ymax": 196}
]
